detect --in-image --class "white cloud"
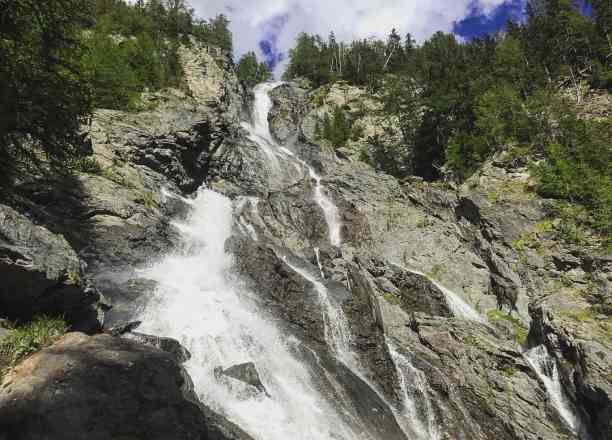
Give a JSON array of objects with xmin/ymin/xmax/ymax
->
[{"xmin": 190, "ymin": 0, "xmax": 513, "ymax": 74}]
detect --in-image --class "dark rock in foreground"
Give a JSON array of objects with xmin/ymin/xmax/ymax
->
[
  {"xmin": 0, "ymin": 333, "xmax": 253, "ymax": 440},
  {"xmin": 0, "ymin": 205, "xmax": 104, "ymax": 332}
]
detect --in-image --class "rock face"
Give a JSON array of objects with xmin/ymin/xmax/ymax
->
[
  {"xmin": 1, "ymin": 42, "xmax": 610, "ymax": 440},
  {"xmin": 218, "ymin": 81, "xmax": 610, "ymax": 440},
  {"xmin": 0, "ymin": 333, "xmax": 253, "ymax": 440},
  {"xmin": 0, "ymin": 205, "xmax": 104, "ymax": 331},
  {"xmin": 0, "ymin": 43, "xmax": 255, "ymax": 440},
  {"xmin": 217, "ymin": 362, "xmax": 269, "ymax": 396}
]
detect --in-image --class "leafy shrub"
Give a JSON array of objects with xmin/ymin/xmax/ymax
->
[
  {"xmin": 321, "ymin": 106, "xmax": 352, "ymax": 147},
  {"xmin": 533, "ymin": 107, "xmax": 611, "ymax": 240},
  {"xmin": 236, "ymin": 51, "xmax": 272, "ymax": 87}
]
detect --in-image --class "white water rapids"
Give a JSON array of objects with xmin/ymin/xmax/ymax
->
[
  {"xmin": 135, "ymin": 82, "xmax": 491, "ymax": 440},
  {"xmin": 137, "ymin": 189, "xmax": 359, "ymax": 439},
  {"xmin": 134, "ymin": 82, "xmax": 374, "ymax": 439}
]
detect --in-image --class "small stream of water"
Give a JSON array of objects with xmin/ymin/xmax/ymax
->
[{"xmin": 524, "ymin": 345, "xmax": 587, "ymax": 438}]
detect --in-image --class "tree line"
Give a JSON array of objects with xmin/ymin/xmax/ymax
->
[{"xmin": 284, "ymin": 0, "xmax": 611, "ymax": 247}]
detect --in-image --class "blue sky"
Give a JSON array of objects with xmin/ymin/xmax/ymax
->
[
  {"xmin": 454, "ymin": 0, "xmax": 525, "ymax": 39},
  {"xmin": 190, "ymin": 0, "xmax": 530, "ymax": 74}
]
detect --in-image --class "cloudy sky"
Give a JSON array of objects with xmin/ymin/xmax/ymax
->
[{"xmin": 189, "ymin": 0, "xmax": 526, "ymax": 75}]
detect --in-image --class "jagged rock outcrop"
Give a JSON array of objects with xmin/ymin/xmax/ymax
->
[
  {"xmin": 0, "ymin": 43, "xmax": 254, "ymax": 440},
  {"xmin": 216, "ymin": 362, "xmax": 269, "ymax": 396},
  {"xmin": 1, "ymin": 39, "xmax": 609, "ymax": 440},
  {"xmin": 0, "ymin": 205, "xmax": 105, "ymax": 331},
  {"xmin": 0, "ymin": 333, "xmax": 253, "ymax": 440},
  {"xmin": 246, "ymin": 82, "xmax": 610, "ymax": 439}
]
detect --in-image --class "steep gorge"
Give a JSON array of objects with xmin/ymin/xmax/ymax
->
[{"xmin": 0, "ymin": 44, "xmax": 610, "ymax": 440}]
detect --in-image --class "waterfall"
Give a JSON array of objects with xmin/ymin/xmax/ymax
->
[
  {"xmin": 281, "ymin": 257, "xmax": 353, "ymax": 363},
  {"xmin": 387, "ymin": 340, "xmax": 440, "ymax": 440},
  {"xmin": 392, "ymin": 263, "xmax": 483, "ymax": 323},
  {"xmin": 242, "ymin": 83, "xmax": 436, "ymax": 439},
  {"xmin": 314, "ymin": 247, "xmax": 326, "ymax": 279},
  {"xmin": 309, "ymin": 168, "xmax": 343, "ymax": 247},
  {"xmin": 246, "ymin": 82, "xmax": 342, "ymax": 248},
  {"xmin": 242, "ymin": 83, "xmax": 285, "ymax": 174},
  {"xmin": 136, "ymin": 189, "xmax": 359, "ymax": 440},
  {"xmin": 524, "ymin": 345, "xmax": 587, "ymax": 438}
]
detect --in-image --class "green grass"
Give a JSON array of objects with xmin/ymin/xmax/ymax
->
[
  {"xmin": 512, "ymin": 232, "xmax": 541, "ymax": 253},
  {"xmin": 0, "ymin": 316, "xmax": 68, "ymax": 380},
  {"xmin": 487, "ymin": 309, "xmax": 528, "ymax": 345},
  {"xmin": 501, "ymin": 365, "xmax": 518, "ymax": 377},
  {"xmin": 101, "ymin": 167, "xmax": 128, "ymax": 186}
]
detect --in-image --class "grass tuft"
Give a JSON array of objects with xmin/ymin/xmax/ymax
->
[{"xmin": 0, "ymin": 316, "xmax": 68, "ymax": 381}]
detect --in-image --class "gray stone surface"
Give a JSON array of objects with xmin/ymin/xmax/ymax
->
[
  {"xmin": 0, "ymin": 205, "xmax": 104, "ymax": 331},
  {"xmin": 0, "ymin": 333, "xmax": 253, "ymax": 440}
]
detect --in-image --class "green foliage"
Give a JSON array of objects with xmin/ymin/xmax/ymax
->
[
  {"xmin": 236, "ymin": 51, "xmax": 272, "ymax": 87},
  {"xmin": 320, "ymin": 106, "xmax": 352, "ymax": 148},
  {"xmin": 0, "ymin": 0, "xmax": 234, "ymax": 170},
  {"xmin": 284, "ymin": 0, "xmax": 610, "ymax": 184},
  {"xmin": 512, "ymin": 231, "xmax": 543, "ymax": 254},
  {"xmin": 81, "ymin": 32, "xmax": 142, "ymax": 109},
  {"xmin": 84, "ymin": 0, "xmax": 232, "ymax": 111},
  {"xmin": 532, "ymin": 104, "xmax": 611, "ymax": 239},
  {"xmin": 193, "ymin": 14, "xmax": 233, "ymax": 54},
  {"xmin": 78, "ymin": 1, "xmax": 234, "ymax": 111},
  {"xmin": 360, "ymin": 135, "xmax": 409, "ymax": 178},
  {"xmin": 0, "ymin": 316, "xmax": 68, "ymax": 373},
  {"xmin": 0, "ymin": 0, "xmax": 93, "ymax": 158}
]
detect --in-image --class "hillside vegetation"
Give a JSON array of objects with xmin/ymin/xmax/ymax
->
[
  {"xmin": 283, "ymin": 0, "xmax": 611, "ymax": 249},
  {"xmin": 0, "ymin": 0, "xmax": 243, "ymax": 162}
]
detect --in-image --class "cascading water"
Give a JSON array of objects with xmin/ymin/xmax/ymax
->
[
  {"xmin": 387, "ymin": 339, "xmax": 440, "ymax": 440},
  {"xmin": 137, "ymin": 189, "xmax": 360, "ymax": 440},
  {"xmin": 242, "ymin": 83, "xmax": 285, "ymax": 175},
  {"xmin": 314, "ymin": 247, "xmax": 325, "ymax": 279},
  {"xmin": 281, "ymin": 256, "xmax": 353, "ymax": 363},
  {"xmin": 309, "ymin": 168, "xmax": 342, "ymax": 247},
  {"xmin": 392, "ymin": 263, "xmax": 484, "ymax": 323},
  {"xmin": 245, "ymin": 82, "xmax": 342, "ymax": 248},
  {"xmin": 525, "ymin": 345, "xmax": 587, "ymax": 438},
  {"xmin": 241, "ymin": 83, "xmax": 437, "ymax": 439}
]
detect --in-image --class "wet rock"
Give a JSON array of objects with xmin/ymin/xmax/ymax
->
[
  {"xmin": 529, "ymin": 303, "xmax": 611, "ymax": 440},
  {"xmin": 107, "ymin": 320, "xmax": 142, "ymax": 336},
  {"xmin": 268, "ymin": 82, "xmax": 308, "ymax": 143},
  {"xmin": 0, "ymin": 333, "xmax": 253, "ymax": 440},
  {"xmin": 124, "ymin": 331, "xmax": 192, "ymax": 363},
  {"xmin": 301, "ymin": 348, "xmax": 408, "ymax": 440},
  {"xmin": 217, "ymin": 362, "xmax": 269, "ymax": 396},
  {"xmin": 229, "ymin": 236, "xmax": 327, "ymax": 344}
]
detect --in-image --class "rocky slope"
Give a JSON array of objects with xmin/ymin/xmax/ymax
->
[
  {"xmin": 0, "ymin": 42, "xmax": 251, "ymax": 439},
  {"xmin": 0, "ymin": 43, "xmax": 609, "ymax": 440}
]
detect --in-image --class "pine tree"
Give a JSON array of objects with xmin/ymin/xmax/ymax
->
[{"xmin": 0, "ymin": 0, "xmax": 94, "ymax": 158}]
